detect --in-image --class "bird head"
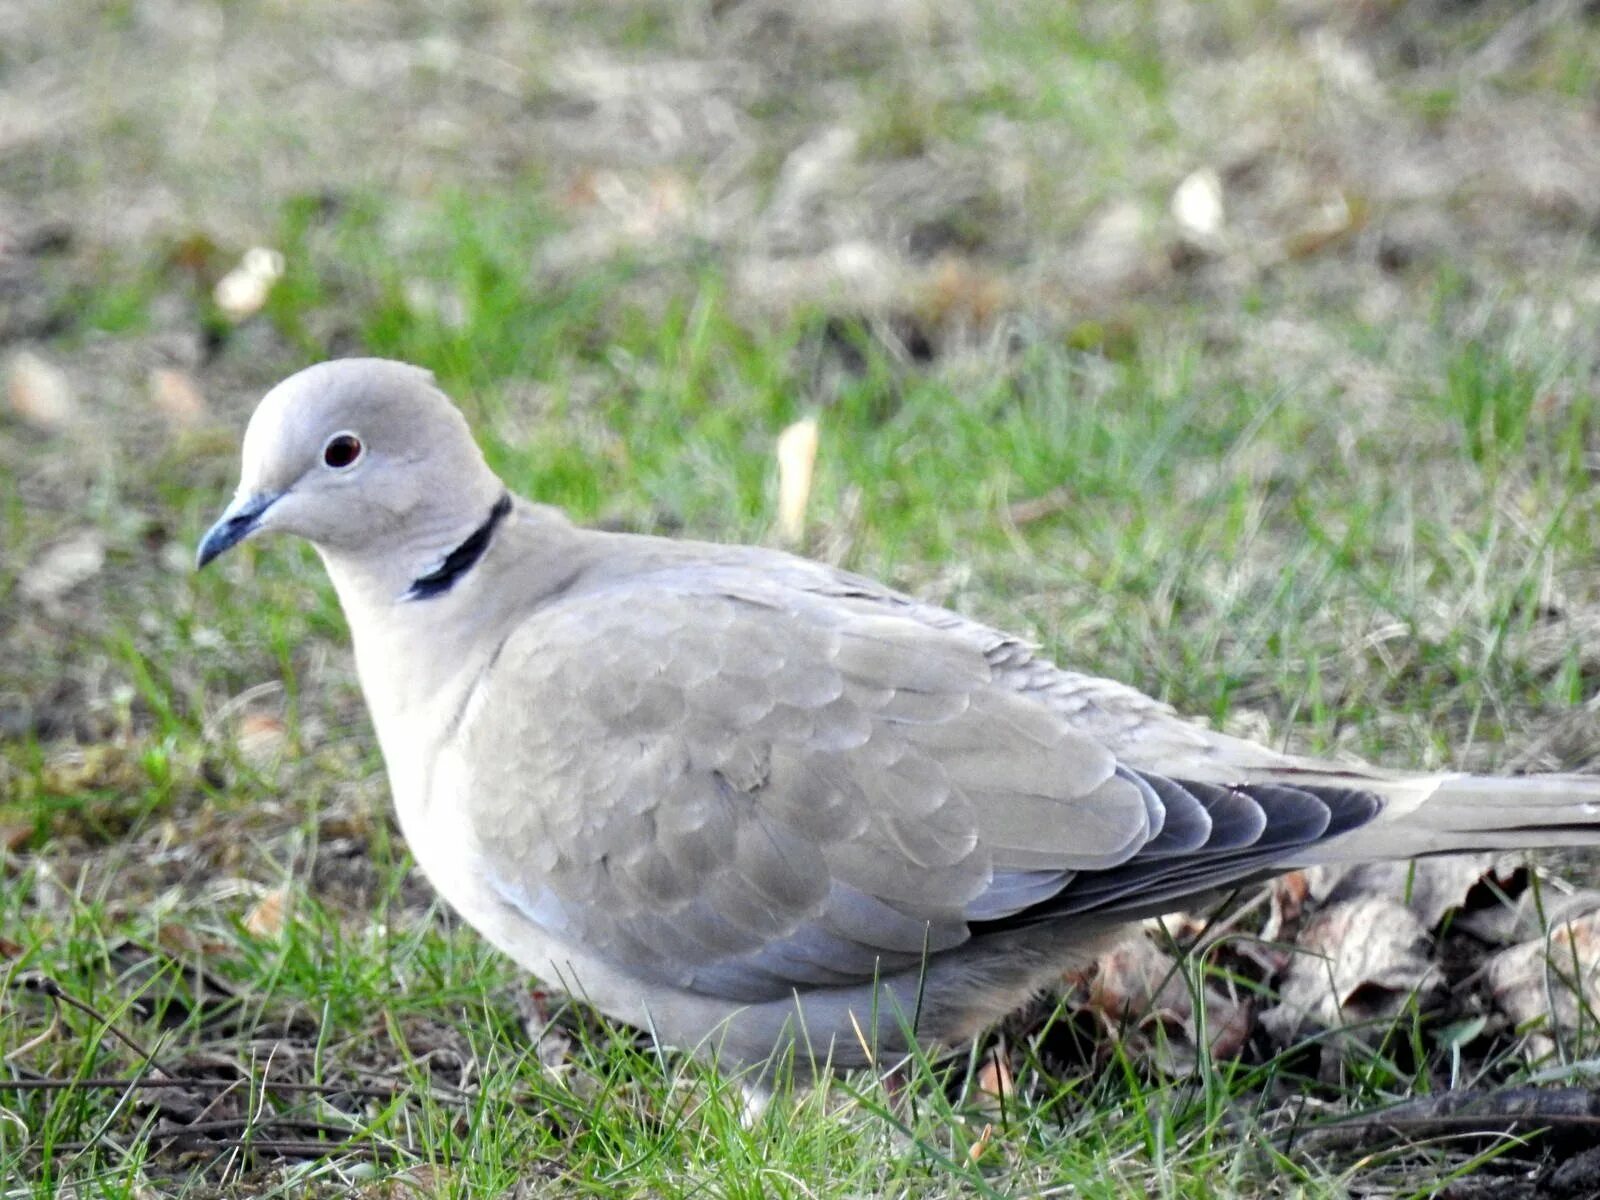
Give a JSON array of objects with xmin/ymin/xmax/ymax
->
[{"xmin": 197, "ymin": 358, "xmax": 501, "ymax": 571}]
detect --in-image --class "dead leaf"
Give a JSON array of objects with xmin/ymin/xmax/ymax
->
[
  {"xmin": 973, "ymin": 1047, "xmax": 1013, "ymax": 1112},
  {"xmin": 1307, "ymin": 854, "xmax": 1517, "ymax": 932},
  {"xmin": 1485, "ymin": 909, "xmax": 1600, "ymax": 1057},
  {"xmin": 967, "ymin": 1121, "xmax": 995, "ymax": 1163},
  {"xmin": 167, "ymin": 231, "xmax": 219, "ymax": 276},
  {"xmin": 1455, "ymin": 885, "xmax": 1600, "ymax": 947},
  {"xmin": 1261, "ymin": 896, "xmax": 1443, "ymax": 1046},
  {"xmin": 1261, "ymin": 870, "xmax": 1311, "ymax": 944},
  {"xmin": 213, "ymin": 247, "xmax": 284, "ymax": 322},
  {"xmin": 235, "ymin": 713, "xmax": 286, "ymax": 768},
  {"xmin": 357, "ymin": 1164, "xmax": 452, "ymax": 1198},
  {"xmin": 155, "ymin": 924, "xmax": 229, "ymax": 958},
  {"xmin": 1079, "ymin": 933, "xmax": 1253, "ymax": 1072},
  {"xmin": 243, "ymin": 885, "xmax": 290, "ymax": 939},
  {"xmin": 40, "ymin": 743, "xmax": 143, "ymax": 797},
  {"xmin": 539, "ymin": 167, "xmax": 697, "ymax": 271},
  {"xmin": 1, "ymin": 824, "xmax": 33, "ymax": 853},
  {"xmin": 1089, "ymin": 934, "xmax": 1188, "ymax": 1022},
  {"xmin": 919, "ymin": 255, "xmax": 1006, "ymax": 331},
  {"xmin": 515, "ymin": 985, "xmax": 575, "ymax": 1071},
  {"xmin": 560, "ymin": 167, "xmax": 602, "ymax": 211},
  {"xmin": 146, "ymin": 368, "xmax": 206, "ymax": 429},
  {"xmin": 1006, "ymin": 486, "xmax": 1072, "ymax": 526},
  {"xmin": 1070, "ymin": 200, "xmax": 1157, "ymax": 296},
  {"xmin": 1284, "ymin": 190, "xmax": 1369, "ymax": 259},
  {"xmin": 20, "ymin": 531, "xmax": 105, "ymax": 605},
  {"xmin": 775, "ymin": 416, "xmax": 818, "ymax": 545},
  {"xmin": 1171, "ymin": 168, "xmax": 1225, "ymax": 240},
  {"xmin": 5, "ymin": 350, "xmax": 78, "ymax": 432}
]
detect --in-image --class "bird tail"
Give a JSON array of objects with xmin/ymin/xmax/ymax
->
[{"xmin": 1254, "ymin": 769, "xmax": 1600, "ymax": 864}]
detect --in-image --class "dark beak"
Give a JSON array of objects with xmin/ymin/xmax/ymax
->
[{"xmin": 196, "ymin": 492, "xmax": 281, "ymax": 569}]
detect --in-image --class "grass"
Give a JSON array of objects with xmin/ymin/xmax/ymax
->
[
  {"xmin": 6, "ymin": 190, "xmax": 1600, "ymax": 1194},
  {"xmin": 0, "ymin": 877, "xmax": 1489, "ymax": 1199},
  {"xmin": 7, "ymin": 0, "xmax": 1600, "ymax": 1194}
]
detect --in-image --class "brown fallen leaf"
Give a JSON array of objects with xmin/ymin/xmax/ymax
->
[
  {"xmin": 966, "ymin": 1121, "xmax": 994, "ymax": 1163},
  {"xmin": 514, "ymin": 985, "xmax": 575, "ymax": 1071},
  {"xmin": 155, "ymin": 923, "xmax": 230, "ymax": 959},
  {"xmin": 1260, "ymin": 896, "xmax": 1443, "ymax": 1047},
  {"xmin": 5, "ymin": 350, "xmax": 78, "ymax": 432},
  {"xmin": 1455, "ymin": 885, "xmax": 1600, "ymax": 947},
  {"xmin": 147, "ymin": 367, "xmax": 207, "ymax": 429},
  {"xmin": 167, "ymin": 230, "xmax": 219, "ymax": 276},
  {"xmin": 1283, "ymin": 190, "xmax": 1369, "ymax": 260},
  {"xmin": 243, "ymin": 885, "xmax": 290, "ymax": 939},
  {"xmin": 1079, "ymin": 932, "xmax": 1253, "ymax": 1072},
  {"xmin": 1307, "ymin": 853, "xmax": 1517, "ymax": 932},
  {"xmin": 1089, "ymin": 934, "xmax": 1188, "ymax": 1023},
  {"xmin": 919, "ymin": 255, "xmax": 1007, "ymax": 332},
  {"xmin": 774, "ymin": 416, "xmax": 819, "ymax": 546},
  {"xmin": 20, "ymin": 531, "xmax": 105, "ymax": 605},
  {"xmin": 1485, "ymin": 909, "xmax": 1600, "ymax": 1058},
  {"xmin": 1006, "ymin": 486, "xmax": 1072, "ymax": 527},
  {"xmin": 972, "ymin": 1047, "xmax": 1013, "ymax": 1113},
  {"xmin": 1, "ymin": 824, "xmax": 33, "ymax": 853},
  {"xmin": 1261, "ymin": 870, "xmax": 1311, "ymax": 944},
  {"xmin": 213, "ymin": 247, "xmax": 284, "ymax": 322},
  {"xmin": 235, "ymin": 713, "xmax": 287, "ymax": 768}
]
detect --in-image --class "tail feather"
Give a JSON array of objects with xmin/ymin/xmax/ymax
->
[
  {"xmin": 982, "ymin": 768, "xmax": 1600, "ymax": 928},
  {"xmin": 1296, "ymin": 771, "xmax": 1600, "ymax": 863}
]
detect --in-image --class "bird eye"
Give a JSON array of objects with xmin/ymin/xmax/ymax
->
[{"xmin": 322, "ymin": 433, "xmax": 363, "ymax": 470}]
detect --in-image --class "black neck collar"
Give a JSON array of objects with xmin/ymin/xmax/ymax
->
[{"xmin": 403, "ymin": 493, "xmax": 512, "ymax": 601}]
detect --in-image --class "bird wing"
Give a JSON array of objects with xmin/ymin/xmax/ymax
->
[{"xmin": 454, "ymin": 564, "xmax": 1380, "ymax": 1002}]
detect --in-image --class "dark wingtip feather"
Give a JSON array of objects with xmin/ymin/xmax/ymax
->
[{"xmin": 967, "ymin": 775, "xmax": 1387, "ymax": 932}]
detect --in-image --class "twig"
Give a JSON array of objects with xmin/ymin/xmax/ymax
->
[
  {"xmin": 0, "ymin": 1073, "xmax": 471, "ymax": 1104},
  {"xmin": 47, "ymin": 1135, "xmax": 400, "ymax": 1161},
  {"xmin": 8, "ymin": 973, "xmax": 169, "ymax": 1071},
  {"xmin": 3, "ymin": 999, "xmax": 60, "ymax": 1062},
  {"xmin": 1285, "ymin": 1086, "xmax": 1600, "ymax": 1153},
  {"xmin": 1006, "ymin": 486, "xmax": 1072, "ymax": 526},
  {"xmin": 151, "ymin": 1115, "xmax": 363, "ymax": 1142}
]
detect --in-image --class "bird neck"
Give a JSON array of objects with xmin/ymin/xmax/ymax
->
[
  {"xmin": 318, "ymin": 489, "xmax": 507, "ymax": 607},
  {"xmin": 401, "ymin": 492, "xmax": 513, "ymax": 601},
  {"xmin": 318, "ymin": 499, "xmax": 585, "ymax": 745}
]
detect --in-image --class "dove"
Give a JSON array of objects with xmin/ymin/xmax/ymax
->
[{"xmin": 199, "ymin": 357, "xmax": 1600, "ymax": 1079}]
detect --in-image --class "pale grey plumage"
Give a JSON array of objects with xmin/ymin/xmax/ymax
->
[{"xmin": 200, "ymin": 357, "xmax": 1600, "ymax": 1076}]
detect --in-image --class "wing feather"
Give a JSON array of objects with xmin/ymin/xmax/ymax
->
[{"xmin": 454, "ymin": 566, "xmax": 1383, "ymax": 1004}]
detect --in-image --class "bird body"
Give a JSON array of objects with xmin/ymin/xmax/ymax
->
[{"xmin": 200, "ymin": 358, "xmax": 1600, "ymax": 1076}]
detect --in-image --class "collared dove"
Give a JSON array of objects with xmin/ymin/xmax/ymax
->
[{"xmin": 199, "ymin": 358, "xmax": 1600, "ymax": 1077}]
